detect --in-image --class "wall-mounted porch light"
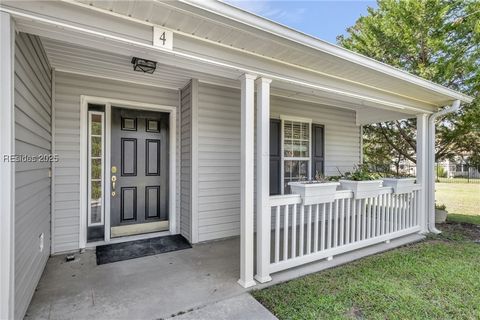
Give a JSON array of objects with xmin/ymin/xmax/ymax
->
[{"xmin": 131, "ymin": 57, "xmax": 157, "ymax": 74}]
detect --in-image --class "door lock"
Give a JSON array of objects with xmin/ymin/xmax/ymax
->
[{"xmin": 111, "ymin": 175, "xmax": 117, "ymax": 197}]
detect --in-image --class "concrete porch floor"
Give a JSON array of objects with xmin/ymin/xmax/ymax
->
[
  {"xmin": 26, "ymin": 233, "xmax": 424, "ymax": 320},
  {"xmin": 26, "ymin": 237, "xmax": 247, "ymax": 320}
]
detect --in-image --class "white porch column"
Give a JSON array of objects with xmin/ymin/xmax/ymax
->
[
  {"xmin": 255, "ymin": 77, "xmax": 272, "ymax": 283},
  {"xmin": 238, "ymin": 73, "xmax": 257, "ymax": 288},
  {"xmin": 0, "ymin": 11, "xmax": 15, "ymax": 320},
  {"xmin": 416, "ymin": 114, "xmax": 428, "ymax": 233}
]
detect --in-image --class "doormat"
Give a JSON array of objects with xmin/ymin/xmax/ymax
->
[{"xmin": 96, "ymin": 234, "xmax": 192, "ymax": 265}]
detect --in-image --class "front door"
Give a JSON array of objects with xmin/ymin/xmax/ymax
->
[{"xmin": 110, "ymin": 107, "xmax": 169, "ymax": 237}]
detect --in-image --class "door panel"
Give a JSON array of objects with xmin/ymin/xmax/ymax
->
[
  {"xmin": 146, "ymin": 139, "xmax": 161, "ymax": 176},
  {"xmin": 111, "ymin": 107, "xmax": 169, "ymax": 236},
  {"xmin": 121, "ymin": 138, "xmax": 137, "ymax": 176},
  {"xmin": 121, "ymin": 187, "xmax": 137, "ymax": 222}
]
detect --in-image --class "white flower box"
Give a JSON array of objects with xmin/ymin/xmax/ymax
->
[
  {"xmin": 382, "ymin": 178, "xmax": 416, "ymax": 194},
  {"xmin": 288, "ymin": 181, "xmax": 340, "ymax": 205},
  {"xmin": 339, "ymin": 180, "xmax": 383, "ymax": 199}
]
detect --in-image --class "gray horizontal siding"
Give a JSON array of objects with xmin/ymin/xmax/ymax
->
[
  {"xmin": 270, "ymin": 96, "xmax": 360, "ymax": 175},
  {"xmin": 14, "ymin": 33, "xmax": 52, "ymax": 320},
  {"xmin": 53, "ymin": 72, "xmax": 179, "ymax": 253},
  {"xmin": 180, "ymin": 81, "xmax": 192, "ymax": 242},
  {"xmin": 196, "ymin": 83, "xmax": 360, "ymax": 242}
]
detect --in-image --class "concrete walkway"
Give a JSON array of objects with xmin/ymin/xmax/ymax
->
[{"xmin": 170, "ymin": 294, "xmax": 277, "ymax": 320}]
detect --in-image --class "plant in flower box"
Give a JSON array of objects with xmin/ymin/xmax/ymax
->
[{"xmin": 338, "ymin": 165, "xmax": 383, "ymax": 199}]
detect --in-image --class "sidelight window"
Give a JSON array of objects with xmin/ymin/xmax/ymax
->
[{"xmin": 88, "ymin": 111, "xmax": 105, "ymax": 226}]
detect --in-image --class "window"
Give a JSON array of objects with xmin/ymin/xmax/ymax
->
[
  {"xmin": 281, "ymin": 117, "xmax": 312, "ymax": 194},
  {"xmin": 88, "ymin": 111, "xmax": 105, "ymax": 226}
]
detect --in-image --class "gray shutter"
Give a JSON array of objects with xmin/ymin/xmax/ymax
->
[
  {"xmin": 312, "ymin": 124, "xmax": 325, "ymax": 177},
  {"xmin": 270, "ymin": 119, "xmax": 281, "ymax": 195}
]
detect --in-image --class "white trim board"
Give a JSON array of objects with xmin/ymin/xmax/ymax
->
[
  {"xmin": 0, "ymin": 11, "xmax": 15, "ymax": 320},
  {"xmin": 79, "ymin": 95, "xmax": 177, "ymax": 249}
]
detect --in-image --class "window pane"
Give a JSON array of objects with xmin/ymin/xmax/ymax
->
[
  {"xmin": 91, "ymin": 159, "xmax": 102, "ymax": 180},
  {"xmin": 292, "ymin": 122, "xmax": 301, "ymax": 139},
  {"xmin": 300, "ymin": 141, "xmax": 309, "ymax": 157},
  {"xmin": 91, "ymin": 137, "xmax": 102, "ymax": 157},
  {"xmin": 284, "ymin": 121, "xmax": 292, "ymax": 138},
  {"xmin": 284, "ymin": 160, "xmax": 299, "ymax": 178},
  {"xmin": 91, "ymin": 114, "xmax": 102, "ymax": 135},
  {"xmin": 299, "ymin": 160, "xmax": 308, "ymax": 177},
  {"xmin": 91, "ymin": 180, "xmax": 102, "ymax": 224},
  {"xmin": 91, "ymin": 180, "xmax": 102, "ymax": 201},
  {"xmin": 284, "ymin": 139, "xmax": 293, "ymax": 157},
  {"xmin": 301, "ymin": 122, "xmax": 309, "ymax": 140}
]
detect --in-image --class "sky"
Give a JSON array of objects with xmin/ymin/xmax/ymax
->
[{"xmin": 225, "ymin": 0, "xmax": 377, "ymax": 44}]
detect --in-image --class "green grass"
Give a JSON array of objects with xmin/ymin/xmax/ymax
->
[
  {"xmin": 253, "ymin": 219, "xmax": 480, "ymax": 320},
  {"xmin": 435, "ymin": 183, "xmax": 480, "ymax": 216},
  {"xmin": 448, "ymin": 214, "xmax": 480, "ymax": 225}
]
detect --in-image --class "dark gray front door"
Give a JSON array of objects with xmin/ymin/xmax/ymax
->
[{"xmin": 110, "ymin": 107, "xmax": 169, "ymax": 237}]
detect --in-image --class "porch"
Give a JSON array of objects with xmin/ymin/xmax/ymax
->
[{"xmin": 26, "ymin": 234, "xmax": 423, "ymax": 319}]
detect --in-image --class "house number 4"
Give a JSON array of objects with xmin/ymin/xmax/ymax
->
[{"xmin": 153, "ymin": 27, "xmax": 173, "ymax": 50}]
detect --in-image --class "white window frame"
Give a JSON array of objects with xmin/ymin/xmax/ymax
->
[
  {"xmin": 87, "ymin": 110, "xmax": 105, "ymax": 227},
  {"xmin": 280, "ymin": 115, "xmax": 312, "ymax": 194}
]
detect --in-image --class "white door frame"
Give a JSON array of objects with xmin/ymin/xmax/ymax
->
[{"xmin": 79, "ymin": 95, "xmax": 177, "ymax": 248}]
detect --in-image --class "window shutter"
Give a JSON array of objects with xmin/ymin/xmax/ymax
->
[
  {"xmin": 269, "ymin": 119, "xmax": 281, "ymax": 195},
  {"xmin": 312, "ymin": 124, "xmax": 325, "ymax": 177}
]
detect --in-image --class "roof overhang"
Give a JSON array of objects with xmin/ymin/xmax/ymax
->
[
  {"xmin": 0, "ymin": 0, "xmax": 473, "ymax": 123},
  {"xmin": 182, "ymin": 0, "xmax": 473, "ymax": 105}
]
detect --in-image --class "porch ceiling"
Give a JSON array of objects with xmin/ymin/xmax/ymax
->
[
  {"xmin": 41, "ymin": 36, "xmax": 412, "ymax": 124},
  {"xmin": 41, "ymin": 37, "xmax": 239, "ymax": 90},
  {"xmin": 41, "ymin": 36, "xmax": 412, "ymax": 125}
]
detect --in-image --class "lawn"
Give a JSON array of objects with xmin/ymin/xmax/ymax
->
[
  {"xmin": 252, "ymin": 216, "xmax": 480, "ymax": 320},
  {"xmin": 435, "ymin": 183, "xmax": 480, "ymax": 216}
]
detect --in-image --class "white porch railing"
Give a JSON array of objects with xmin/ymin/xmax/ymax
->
[{"xmin": 265, "ymin": 185, "xmax": 422, "ymax": 274}]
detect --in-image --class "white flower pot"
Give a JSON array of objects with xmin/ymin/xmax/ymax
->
[
  {"xmin": 382, "ymin": 178, "xmax": 416, "ymax": 194},
  {"xmin": 435, "ymin": 209, "xmax": 448, "ymax": 224},
  {"xmin": 288, "ymin": 181, "xmax": 340, "ymax": 205},
  {"xmin": 339, "ymin": 180, "xmax": 383, "ymax": 199}
]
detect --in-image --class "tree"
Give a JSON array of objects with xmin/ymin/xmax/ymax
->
[{"xmin": 338, "ymin": 0, "xmax": 480, "ymax": 168}]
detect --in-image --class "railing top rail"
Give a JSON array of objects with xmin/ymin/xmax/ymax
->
[
  {"xmin": 334, "ymin": 190, "xmax": 353, "ymax": 199},
  {"xmin": 269, "ymin": 194, "xmax": 302, "ymax": 206},
  {"xmin": 269, "ymin": 183, "xmax": 422, "ymax": 207}
]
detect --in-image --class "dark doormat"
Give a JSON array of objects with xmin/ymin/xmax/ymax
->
[{"xmin": 96, "ymin": 234, "xmax": 192, "ymax": 265}]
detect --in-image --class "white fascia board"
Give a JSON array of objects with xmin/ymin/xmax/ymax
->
[
  {"xmin": 181, "ymin": 0, "xmax": 473, "ymax": 104},
  {"xmin": 356, "ymin": 109, "xmax": 415, "ymax": 125}
]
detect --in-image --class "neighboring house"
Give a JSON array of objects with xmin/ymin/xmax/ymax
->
[
  {"xmin": 389, "ymin": 159, "xmax": 417, "ymax": 176},
  {"xmin": 0, "ymin": 1, "xmax": 474, "ymax": 319},
  {"xmin": 439, "ymin": 157, "xmax": 480, "ymax": 179}
]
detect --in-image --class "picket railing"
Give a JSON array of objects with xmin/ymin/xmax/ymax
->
[{"xmin": 267, "ymin": 185, "xmax": 422, "ymax": 274}]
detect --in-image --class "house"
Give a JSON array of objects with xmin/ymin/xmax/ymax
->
[
  {"xmin": 0, "ymin": 1, "xmax": 474, "ymax": 319},
  {"xmin": 438, "ymin": 156, "xmax": 480, "ymax": 180}
]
